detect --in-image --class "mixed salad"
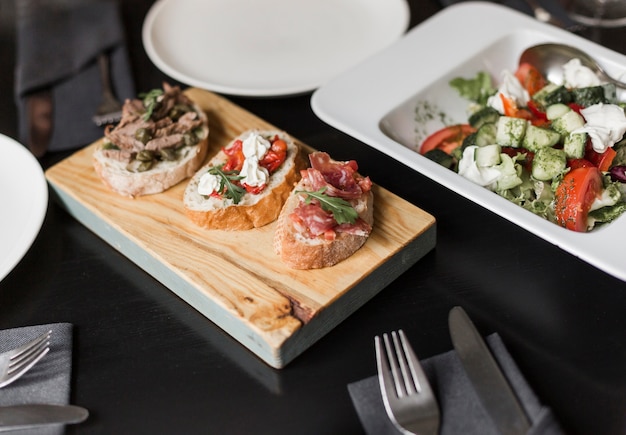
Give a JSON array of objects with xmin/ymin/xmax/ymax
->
[{"xmin": 420, "ymin": 56, "xmax": 626, "ymax": 232}]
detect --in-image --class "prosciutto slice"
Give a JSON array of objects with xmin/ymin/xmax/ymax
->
[
  {"xmin": 291, "ymin": 152, "xmax": 372, "ymax": 238},
  {"xmin": 302, "ymin": 152, "xmax": 371, "ymax": 199},
  {"xmin": 291, "ymin": 203, "xmax": 336, "ymax": 237}
]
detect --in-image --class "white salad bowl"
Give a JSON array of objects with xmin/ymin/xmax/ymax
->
[{"xmin": 311, "ymin": 1, "xmax": 626, "ymax": 282}]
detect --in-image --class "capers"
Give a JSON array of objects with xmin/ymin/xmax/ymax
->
[
  {"xmin": 135, "ymin": 127, "xmax": 152, "ymax": 144},
  {"xmin": 102, "ymin": 142, "xmax": 120, "ymax": 150},
  {"xmin": 136, "ymin": 150, "xmax": 155, "ymax": 162},
  {"xmin": 183, "ymin": 132, "xmax": 198, "ymax": 147},
  {"xmin": 160, "ymin": 148, "xmax": 178, "ymax": 161},
  {"xmin": 126, "ymin": 159, "xmax": 153, "ymax": 173},
  {"xmin": 136, "ymin": 161, "xmax": 153, "ymax": 172},
  {"xmin": 168, "ymin": 104, "xmax": 191, "ymax": 121}
]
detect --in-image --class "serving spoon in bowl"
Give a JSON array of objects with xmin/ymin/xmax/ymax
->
[{"xmin": 519, "ymin": 42, "xmax": 626, "ymax": 91}]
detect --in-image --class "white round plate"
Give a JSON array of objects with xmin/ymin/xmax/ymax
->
[
  {"xmin": 142, "ymin": 0, "xmax": 410, "ymax": 97},
  {"xmin": 0, "ymin": 135, "xmax": 48, "ymax": 282}
]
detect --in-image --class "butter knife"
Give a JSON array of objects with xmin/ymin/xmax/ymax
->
[
  {"xmin": 0, "ymin": 404, "xmax": 88, "ymax": 432},
  {"xmin": 448, "ymin": 306, "xmax": 530, "ymax": 435}
]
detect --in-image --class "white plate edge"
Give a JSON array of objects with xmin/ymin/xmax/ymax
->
[
  {"xmin": 141, "ymin": 0, "xmax": 411, "ymax": 97},
  {"xmin": 0, "ymin": 135, "xmax": 48, "ymax": 282}
]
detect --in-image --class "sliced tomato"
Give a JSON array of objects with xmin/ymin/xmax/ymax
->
[
  {"xmin": 515, "ymin": 62, "xmax": 547, "ymax": 96},
  {"xmin": 500, "ymin": 95, "xmax": 549, "ymax": 126},
  {"xmin": 567, "ymin": 102, "xmax": 584, "ymax": 114},
  {"xmin": 554, "ymin": 167, "xmax": 603, "ymax": 232},
  {"xmin": 527, "ymin": 100, "xmax": 548, "ymax": 121},
  {"xmin": 260, "ymin": 137, "xmax": 288, "ymax": 173},
  {"xmin": 223, "ymin": 140, "xmax": 245, "ymax": 172},
  {"xmin": 500, "ymin": 94, "xmax": 538, "ymax": 122},
  {"xmin": 567, "ymin": 158, "xmax": 595, "ymax": 169},
  {"xmin": 585, "ymin": 143, "xmax": 617, "ymax": 172},
  {"xmin": 420, "ymin": 124, "xmax": 475, "ymax": 155},
  {"xmin": 243, "ymin": 183, "xmax": 266, "ymax": 194}
]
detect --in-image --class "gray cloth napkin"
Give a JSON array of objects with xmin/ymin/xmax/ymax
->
[
  {"xmin": 0, "ymin": 323, "xmax": 73, "ymax": 435},
  {"xmin": 15, "ymin": 0, "xmax": 135, "ymax": 155},
  {"xmin": 348, "ymin": 333, "xmax": 564, "ymax": 435}
]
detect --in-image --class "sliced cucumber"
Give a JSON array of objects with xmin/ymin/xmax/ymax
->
[
  {"xmin": 469, "ymin": 106, "xmax": 500, "ymax": 129},
  {"xmin": 522, "ymin": 124, "xmax": 561, "ymax": 152},
  {"xmin": 475, "ymin": 144, "xmax": 501, "ymax": 167},
  {"xmin": 545, "ymin": 103, "xmax": 571, "ymax": 121},
  {"xmin": 532, "ymin": 147, "xmax": 566, "ymax": 181},
  {"xmin": 475, "ymin": 122, "xmax": 497, "ymax": 147},
  {"xmin": 563, "ymin": 132, "xmax": 587, "ymax": 159},
  {"xmin": 495, "ymin": 116, "xmax": 527, "ymax": 148},
  {"xmin": 551, "ymin": 109, "xmax": 585, "ymax": 134},
  {"xmin": 495, "ymin": 153, "xmax": 523, "ymax": 190},
  {"xmin": 533, "ymin": 83, "xmax": 572, "ymax": 108}
]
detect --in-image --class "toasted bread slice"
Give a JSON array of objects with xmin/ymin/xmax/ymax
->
[
  {"xmin": 93, "ymin": 84, "xmax": 209, "ymax": 198},
  {"xmin": 273, "ymin": 152, "xmax": 374, "ymax": 269},
  {"xmin": 184, "ymin": 129, "xmax": 304, "ymax": 230}
]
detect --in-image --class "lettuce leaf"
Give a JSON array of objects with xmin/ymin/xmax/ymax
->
[{"xmin": 449, "ymin": 72, "xmax": 496, "ymax": 106}]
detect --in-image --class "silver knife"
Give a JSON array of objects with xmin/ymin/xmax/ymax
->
[
  {"xmin": 0, "ymin": 404, "xmax": 88, "ymax": 432},
  {"xmin": 448, "ymin": 306, "xmax": 530, "ymax": 435}
]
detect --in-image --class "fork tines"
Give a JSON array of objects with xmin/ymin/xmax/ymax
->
[
  {"xmin": 375, "ymin": 329, "xmax": 440, "ymax": 435},
  {"xmin": 0, "ymin": 330, "xmax": 51, "ymax": 388},
  {"xmin": 92, "ymin": 110, "xmax": 122, "ymax": 127}
]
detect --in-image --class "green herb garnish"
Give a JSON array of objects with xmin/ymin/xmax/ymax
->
[
  {"xmin": 449, "ymin": 71, "xmax": 496, "ymax": 106},
  {"xmin": 297, "ymin": 187, "xmax": 359, "ymax": 225},
  {"xmin": 138, "ymin": 89, "xmax": 164, "ymax": 121},
  {"xmin": 208, "ymin": 165, "xmax": 245, "ymax": 204}
]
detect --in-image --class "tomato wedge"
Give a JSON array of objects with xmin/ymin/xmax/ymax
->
[
  {"xmin": 554, "ymin": 167, "xmax": 603, "ymax": 232},
  {"xmin": 515, "ymin": 62, "xmax": 547, "ymax": 96},
  {"xmin": 585, "ymin": 144, "xmax": 617, "ymax": 172},
  {"xmin": 420, "ymin": 124, "xmax": 475, "ymax": 155},
  {"xmin": 567, "ymin": 158, "xmax": 595, "ymax": 169}
]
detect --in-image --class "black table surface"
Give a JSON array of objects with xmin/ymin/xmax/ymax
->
[{"xmin": 1, "ymin": 1, "xmax": 625, "ymax": 434}]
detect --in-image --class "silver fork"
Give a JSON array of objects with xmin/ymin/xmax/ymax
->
[
  {"xmin": 92, "ymin": 52, "xmax": 123, "ymax": 126},
  {"xmin": 0, "ymin": 330, "xmax": 51, "ymax": 388},
  {"xmin": 375, "ymin": 330, "xmax": 440, "ymax": 435}
]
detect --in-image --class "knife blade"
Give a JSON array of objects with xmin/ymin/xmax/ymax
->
[
  {"xmin": 0, "ymin": 404, "xmax": 88, "ymax": 432},
  {"xmin": 448, "ymin": 306, "xmax": 530, "ymax": 435}
]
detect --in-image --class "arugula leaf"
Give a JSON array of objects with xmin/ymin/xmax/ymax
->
[
  {"xmin": 138, "ymin": 89, "xmax": 164, "ymax": 121},
  {"xmin": 208, "ymin": 165, "xmax": 245, "ymax": 204},
  {"xmin": 296, "ymin": 187, "xmax": 359, "ymax": 225},
  {"xmin": 449, "ymin": 72, "xmax": 496, "ymax": 106}
]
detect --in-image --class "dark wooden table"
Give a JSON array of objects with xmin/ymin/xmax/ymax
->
[{"xmin": 1, "ymin": 1, "xmax": 625, "ymax": 434}]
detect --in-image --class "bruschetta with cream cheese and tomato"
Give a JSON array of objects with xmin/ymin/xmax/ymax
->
[
  {"xmin": 183, "ymin": 129, "xmax": 304, "ymax": 230},
  {"xmin": 93, "ymin": 83, "xmax": 209, "ymax": 198},
  {"xmin": 273, "ymin": 151, "xmax": 374, "ymax": 269}
]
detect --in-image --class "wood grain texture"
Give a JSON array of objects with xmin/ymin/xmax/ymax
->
[{"xmin": 45, "ymin": 89, "xmax": 436, "ymax": 368}]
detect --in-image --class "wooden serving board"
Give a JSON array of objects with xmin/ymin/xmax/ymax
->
[{"xmin": 45, "ymin": 89, "xmax": 436, "ymax": 368}]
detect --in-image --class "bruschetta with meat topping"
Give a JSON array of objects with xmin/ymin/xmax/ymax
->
[
  {"xmin": 183, "ymin": 129, "xmax": 304, "ymax": 230},
  {"xmin": 273, "ymin": 151, "xmax": 374, "ymax": 269},
  {"xmin": 93, "ymin": 83, "xmax": 209, "ymax": 198}
]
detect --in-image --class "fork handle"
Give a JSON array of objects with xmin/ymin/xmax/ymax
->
[{"xmin": 97, "ymin": 53, "xmax": 116, "ymax": 98}]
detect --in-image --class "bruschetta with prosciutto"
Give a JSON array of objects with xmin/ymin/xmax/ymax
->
[{"xmin": 273, "ymin": 151, "xmax": 374, "ymax": 269}]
